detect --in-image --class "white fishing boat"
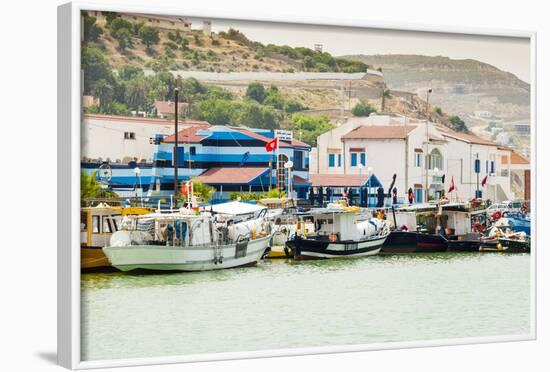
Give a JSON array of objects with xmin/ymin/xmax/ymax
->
[
  {"xmin": 103, "ymin": 209, "xmax": 273, "ymax": 271},
  {"xmin": 289, "ymin": 208, "xmax": 390, "ymax": 259}
]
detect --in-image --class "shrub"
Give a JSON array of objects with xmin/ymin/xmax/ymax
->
[
  {"xmin": 245, "ymin": 82, "xmax": 266, "ymax": 103},
  {"xmin": 352, "ymin": 100, "xmax": 376, "ymax": 117}
]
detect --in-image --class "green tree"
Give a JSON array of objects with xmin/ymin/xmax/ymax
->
[
  {"xmin": 351, "ymin": 100, "xmax": 376, "ymax": 117},
  {"xmin": 83, "ymin": 15, "xmax": 103, "ymax": 42},
  {"xmin": 81, "ymin": 46, "xmax": 114, "ymax": 94},
  {"xmin": 194, "ymin": 98, "xmax": 234, "ymax": 125},
  {"xmin": 288, "ymin": 114, "xmax": 334, "ymax": 146},
  {"xmin": 113, "ymin": 27, "xmax": 132, "ymax": 51},
  {"xmin": 246, "ymin": 82, "xmax": 266, "ymax": 103},
  {"xmin": 109, "ymin": 18, "xmax": 134, "ymax": 34},
  {"xmin": 126, "ymin": 77, "xmax": 149, "ymax": 111},
  {"xmin": 449, "ymin": 115, "xmax": 468, "ymax": 132},
  {"xmin": 118, "ymin": 65, "xmax": 143, "ymax": 81},
  {"xmin": 138, "ymin": 26, "xmax": 160, "ymax": 51},
  {"xmin": 81, "ymin": 171, "xmax": 118, "ymax": 202},
  {"xmin": 191, "ymin": 181, "xmax": 215, "ymax": 203},
  {"xmin": 91, "ymin": 79, "xmax": 114, "ymax": 112},
  {"xmin": 434, "ymin": 106, "xmax": 443, "ymax": 115}
]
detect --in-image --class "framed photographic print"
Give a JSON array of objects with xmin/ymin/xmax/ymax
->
[{"xmin": 58, "ymin": 0, "xmax": 536, "ymax": 369}]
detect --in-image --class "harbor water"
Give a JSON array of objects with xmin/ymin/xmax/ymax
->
[{"xmin": 81, "ymin": 253, "xmax": 531, "ymax": 361}]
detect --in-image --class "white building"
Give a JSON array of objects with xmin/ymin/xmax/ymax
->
[
  {"xmin": 81, "ymin": 114, "xmax": 208, "ymax": 163},
  {"xmin": 312, "ymin": 115, "xmax": 513, "ymax": 203}
]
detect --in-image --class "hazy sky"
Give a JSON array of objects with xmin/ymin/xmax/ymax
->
[{"xmin": 189, "ymin": 17, "xmax": 531, "ymax": 82}]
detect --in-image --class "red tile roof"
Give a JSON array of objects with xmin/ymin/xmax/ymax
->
[
  {"xmin": 293, "ymin": 175, "xmax": 311, "ymax": 185},
  {"xmin": 342, "ymin": 125, "xmax": 417, "ymax": 140},
  {"xmin": 194, "ymin": 167, "xmax": 269, "ymax": 184},
  {"xmin": 162, "ymin": 122, "xmax": 211, "ymax": 143},
  {"xmin": 153, "ymin": 100, "xmax": 189, "ymax": 115},
  {"xmin": 310, "ymin": 174, "xmax": 368, "ymax": 187},
  {"xmin": 440, "ymin": 130, "xmax": 497, "ymax": 146},
  {"xmin": 501, "ymin": 150, "xmax": 530, "ymax": 165}
]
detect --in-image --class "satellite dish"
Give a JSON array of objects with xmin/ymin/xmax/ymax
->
[
  {"xmin": 284, "ymin": 161, "xmax": 294, "ymax": 169},
  {"xmin": 98, "ymin": 163, "xmax": 112, "ymax": 183}
]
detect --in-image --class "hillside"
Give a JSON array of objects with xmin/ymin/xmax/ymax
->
[
  {"xmin": 341, "ymin": 54, "xmax": 530, "ymax": 122},
  {"xmin": 82, "ymin": 13, "xmax": 471, "ymax": 144},
  {"xmin": 87, "ymin": 14, "xmax": 369, "ymax": 74}
]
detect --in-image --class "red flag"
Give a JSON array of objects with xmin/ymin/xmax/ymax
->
[
  {"xmin": 265, "ymin": 137, "xmax": 278, "ymax": 152},
  {"xmin": 481, "ymin": 175, "xmax": 488, "ymax": 187},
  {"xmin": 448, "ymin": 176, "xmax": 455, "ymax": 193},
  {"xmin": 180, "ymin": 182, "xmax": 190, "ymax": 195}
]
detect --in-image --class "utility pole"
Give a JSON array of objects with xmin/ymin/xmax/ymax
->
[
  {"xmin": 173, "ymin": 81, "xmax": 179, "ymax": 199},
  {"xmin": 476, "ymin": 152, "xmax": 480, "ymax": 198},
  {"xmin": 424, "ymin": 88, "xmax": 432, "ymax": 202}
]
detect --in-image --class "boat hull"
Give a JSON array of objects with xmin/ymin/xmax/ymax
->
[
  {"xmin": 382, "ymin": 231, "xmax": 448, "ymax": 253},
  {"xmin": 103, "ymin": 235, "xmax": 272, "ymax": 272},
  {"xmin": 446, "ymin": 240, "xmax": 481, "ymax": 252},
  {"xmin": 293, "ymin": 235, "xmax": 387, "ymax": 260},
  {"xmin": 480, "ymin": 238, "xmax": 530, "ymax": 253},
  {"xmin": 81, "ymin": 247, "xmax": 111, "ymax": 269}
]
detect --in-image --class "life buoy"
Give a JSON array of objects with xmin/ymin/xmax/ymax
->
[{"xmin": 492, "ymin": 210, "xmax": 502, "ymax": 220}]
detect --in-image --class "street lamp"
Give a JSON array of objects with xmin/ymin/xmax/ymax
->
[
  {"xmin": 425, "ymin": 88, "xmax": 433, "ymax": 202},
  {"xmin": 134, "ymin": 167, "xmax": 142, "ymax": 205},
  {"xmin": 366, "ymin": 166, "xmax": 373, "ymax": 208},
  {"xmin": 284, "ymin": 160, "xmax": 293, "ymax": 199}
]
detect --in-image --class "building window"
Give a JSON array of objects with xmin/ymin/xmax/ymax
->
[
  {"xmin": 491, "ymin": 161, "xmax": 495, "ymax": 174},
  {"xmin": 337, "ymin": 154, "xmax": 342, "ymax": 167},
  {"xmin": 414, "ymin": 187, "xmax": 423, "ymax": 203},
  {"xmin": 360, "ymin": 153, "xmax": 366, "ymax": 166},
  {"xmin": 329, "ymin": 153, "xmax": 335, "ymax": 167},
  {"xmin": 427, "ymin": 148, "xmax": 443, "ymax": 170},
  {"xmin": 485, "ymin": 160, "xmax": 489, "ymax": 174},
  {"xmin": 351, "ymin": 153, "xmax": 358, "ymax": 167},
  {"xmin": 124, "ymin": 132, "xmax": 136, "ymax": 140},
  {"xmin": 294, "ymin": 150, "xmax": 304, "ymax": 169},
  {"xmin": 415, "ymin": 153, "xmax": 422, "ymax": 167},
  {"xmin": 190, "ymin": 146, "xmax": 196, "ymax": 155}
]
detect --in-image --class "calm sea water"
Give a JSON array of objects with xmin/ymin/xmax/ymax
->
[{"xmin": 81, "ymin": 253, "xmax": 531, "ymax": 361}]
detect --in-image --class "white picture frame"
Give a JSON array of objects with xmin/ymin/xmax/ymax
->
[{"xmin": 58, "ymin": 0, "xmax": 537, "ymax": 369}]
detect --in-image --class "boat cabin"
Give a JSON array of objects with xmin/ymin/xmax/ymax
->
[
  {"xmin": 392, "ymin": 202, "xmax": 487, "ymax": 236},
  {"xmin": 81, "ymin": 206, "xmax": 122, "ymax": 248},
  {"xmin": 303, "ymin": 209, "xmax": 362, "ymax": 242}
]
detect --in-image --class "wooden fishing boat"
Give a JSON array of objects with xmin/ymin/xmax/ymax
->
[{"xmin": 81, "ymin": 204, "xmax": 152, "ymax": 269}]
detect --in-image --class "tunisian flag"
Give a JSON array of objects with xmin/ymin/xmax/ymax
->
[
  {"xmin": 448, "ymin": 176, "xmax": 455, "ymax": 193},
  {"xmin": 481, "ymin": 175, "xmax": 488, "ymax": 187},
  {"xmin": 265, "ymin": 137, "xmax": 279, "ymax": 152}
]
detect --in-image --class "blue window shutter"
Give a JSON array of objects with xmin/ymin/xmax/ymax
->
[
  {"xmin": 485, "ymin": 160, "xmax": 488, "ymax": 174},
  {"xmin": 329, "ymin": 154, "xmax": 335, "ymax": 167},
  {"xmin": 360, "ymin": 153, "xmax": 366, "ymax": 166},
  {"xmin": 474, "ymin": 159, "xmax": 480, "ymax": 173},
  {"xmin": 351, "ymin": 153, "xmax": 357, "ymax": 166},
  {"xmin": 338, "ymin": 154, "xmax": 342, "ymax": 167},
  {"xmin": 491, "ymin": 161, "xmax": 495, "ymax": 174},
  {"xmin": 174, "ymin": 147, "xmax": 185, "ymax": 166}
]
